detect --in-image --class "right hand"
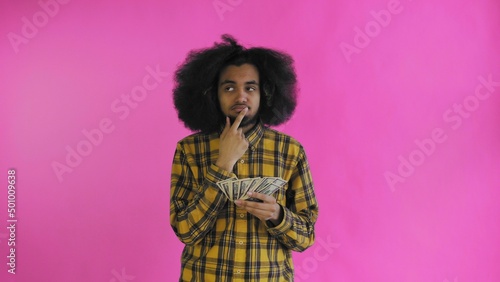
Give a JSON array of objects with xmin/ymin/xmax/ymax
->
[{"xmin": 215, "ymin": 108, "xmax": 249, "ymax": 172}]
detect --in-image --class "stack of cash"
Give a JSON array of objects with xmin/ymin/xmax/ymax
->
[{"xmin": 216, "ymin": 177, "xmax": 287, "ymax": 201}]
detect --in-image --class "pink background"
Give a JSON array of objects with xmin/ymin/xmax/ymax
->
[{"xmin": 1, "ymin": 0, "xmax": 499, "ymax": 281}]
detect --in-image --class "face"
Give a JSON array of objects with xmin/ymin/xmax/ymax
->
[{"xmin": 218, "ymin": 63, "xmax": 261, "ymax": 130}]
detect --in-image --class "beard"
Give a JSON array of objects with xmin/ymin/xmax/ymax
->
[{"xmin": 229, "ymin": 113, "xmax": 259, "ymax": 128}]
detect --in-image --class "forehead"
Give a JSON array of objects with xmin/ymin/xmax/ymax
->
[{"xmin": 218, "ymin": 63, "xmax": 259, "ymax": 83}]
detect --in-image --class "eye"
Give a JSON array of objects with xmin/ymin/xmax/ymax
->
[
  {"xmin": 225, "ymin": 86, "xmax": 234, "ymax": 91},
  {"xmin": 247, "ymin": 86, "xmax": 257, "ymax": 92}
]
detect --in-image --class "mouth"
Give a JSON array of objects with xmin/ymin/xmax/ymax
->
[{"xmin": 231, "ymin": 105, "xmax": 249, "ymax": 112}]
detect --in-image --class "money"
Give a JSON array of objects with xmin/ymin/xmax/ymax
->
[{"xmin": 216, "ymin": 177, "xmax": 286, "ymax": 201}]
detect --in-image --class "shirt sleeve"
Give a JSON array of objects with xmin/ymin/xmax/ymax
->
[
  {"xmin": 169, "ymin": 142, "xmax": 235, "ymax": 245},
  {"xmin": 266, "ymin": 146, "xmax": 319, "ymax": 252}
]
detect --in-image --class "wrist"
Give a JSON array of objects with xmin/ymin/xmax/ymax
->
[
  {"xmin": 215, "ymin": 159, "xmax": 235, "ymax": 172},
  {"xmin": 268, "ymin": 204, "xmax": 284, "ymax": 226}
]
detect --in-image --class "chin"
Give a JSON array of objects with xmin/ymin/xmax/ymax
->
[{"xmin": 229, "ymin": 114, "xmax": 258, "ymax": 127}]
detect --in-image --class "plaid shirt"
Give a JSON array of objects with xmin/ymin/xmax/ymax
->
[{"xmin": 170, "ymin": 122, "xmax": 318, "ymax": 281}]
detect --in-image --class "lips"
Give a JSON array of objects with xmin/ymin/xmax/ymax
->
[{"xmin": 231, "ymin": 105, "xmax": 248, "ymax": 112}]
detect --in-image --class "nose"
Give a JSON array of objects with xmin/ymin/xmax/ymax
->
[{"xmin": 235, "ymin": 87, "xmax": 248, "ymax": 102}]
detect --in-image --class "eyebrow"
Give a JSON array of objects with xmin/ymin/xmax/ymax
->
[{"xmin": 219, "ymin": 80, "xmax": 259, "ymax": 86}]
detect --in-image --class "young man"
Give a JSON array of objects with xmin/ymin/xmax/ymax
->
[{"xmin": 170, "ymin": 35, "xmax": 318, "ymax": 281}]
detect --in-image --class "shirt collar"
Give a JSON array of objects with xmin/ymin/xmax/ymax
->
[{"xmin": 245, "ymin": 121, "xmax": 264, "ymax": 149}]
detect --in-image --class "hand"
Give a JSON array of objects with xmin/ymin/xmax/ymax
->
[
  {"xmin": 234, "ymin": 192, "xmax": 283, "ymax": 225},
  {"xmin": 216, "ymin": 108, "xmax": 249, "ymax": 172}
]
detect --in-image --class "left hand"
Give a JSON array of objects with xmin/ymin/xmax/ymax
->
[{"xmin": 234, "ymin": 192, "xmax": 283, "ymax": 225}]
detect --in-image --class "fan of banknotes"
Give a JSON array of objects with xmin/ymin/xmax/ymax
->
[{"xmin": 216, "ymin": 177, "xmax": 287, "ymax": 201}]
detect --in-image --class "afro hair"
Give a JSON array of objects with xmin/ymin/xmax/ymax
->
[{"xmin": 173, "ymin": 34, "xmax": 298, "ymax": 133}]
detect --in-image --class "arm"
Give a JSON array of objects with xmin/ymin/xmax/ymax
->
[
  {"xmin": 169, "ymin": 143, "xmax": 233, "ymax": 245},
  {"xmin": 266, "ymin": 148, "xmax": 319, "ymax": 252},
  {"xmin": 170, "ymin": 110, "xmax": 249, "ymax": 245}
]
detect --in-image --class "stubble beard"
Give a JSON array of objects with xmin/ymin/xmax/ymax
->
[{"xmin": 229, "ymin": 113, "xmax": 259, "ymax": 128}]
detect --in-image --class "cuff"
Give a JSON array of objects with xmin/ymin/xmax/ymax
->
[
  {"xmin": 200, "ymin": 164, "xmax": 236, "ymax": 207},
  {"xmin": 266, "ymin": 205, "xmax": 293, "ymax": 236},
  {"xmin": 205, "ymin": 163, "xmax": 237, "ymax": 184}
]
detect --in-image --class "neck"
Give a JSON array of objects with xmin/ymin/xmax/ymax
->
[
  {"xmin": 228, "ymin": 115, "xmax": 259, "ymax": 134},
  {"xmin": 241, "ymin": 121, "xmax": 257, "ymax": 135}
]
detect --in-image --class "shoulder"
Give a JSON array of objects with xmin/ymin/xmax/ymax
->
[
  {"xmin": 176, "ymin": 131, "xmax": 218, "ymax": 151},
  {"xmin": 262, "ymin": 127, "xmax": 305, "ymax": 154},
  {"xmin": 263, "ymin": 127, "xmax": 301, "ymax": 145}
]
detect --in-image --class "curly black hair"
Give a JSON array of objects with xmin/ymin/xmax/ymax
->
[{"xmin": 173, "ymin": 34, "xmax": 298, "ymax": 133}]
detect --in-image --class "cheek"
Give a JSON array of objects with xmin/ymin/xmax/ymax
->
[
  {"xmin": 217, "ymin": 93, "xmax": 227, "ymax": 109},
  {"xmin": 220, "ymin": 99, "xmax": 233, "ymax": 116}
]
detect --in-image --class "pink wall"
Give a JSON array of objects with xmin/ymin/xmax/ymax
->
[{"xmin": 1, "ymin": 0, "xmax": 499, "ymax": 281}]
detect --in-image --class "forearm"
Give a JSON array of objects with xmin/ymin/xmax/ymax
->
[
  {"xmin": 170, "ymin": 179, "xmax": 227, "ymax": 245},
  {"xmin": 266, "ymin": 205, "xmax": 318, "ymax": 252}
]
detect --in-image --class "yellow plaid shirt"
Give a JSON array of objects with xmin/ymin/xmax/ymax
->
[{"xmin": 170, "ymin": 122, "xmax": 318, "ymax": 281}]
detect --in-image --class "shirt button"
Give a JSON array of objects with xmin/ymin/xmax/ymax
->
[
  {"xmin": 239, "ymin": 241, "xmax": 243, "ymax": 245},
  {"xmin": 236, "ymin": 270, "xmax": 241, "ymax": 274},
  {"xmin": 240, "ymin": 159, "xmax": 244, "ymax": 164},
  {"xmin": 250, "ymin": 146, "xmax": 255, "ymax": 151},
  {"xmin": 239, "ymin": 214, "xmax": 245, "ymax": 218}
]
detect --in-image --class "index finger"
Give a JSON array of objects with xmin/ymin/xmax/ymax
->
[
  {"xmin": 220, "ymin": 117, "xmax": 230, "ymax": 138},
  {"xmin": 230, "ymin": 107, "xmax": 248, "ymax": 130}
]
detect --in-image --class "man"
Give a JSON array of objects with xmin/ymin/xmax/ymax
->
[{"xmin": 170, "ymin": 35, "xmax": 318, "ymax": 281}]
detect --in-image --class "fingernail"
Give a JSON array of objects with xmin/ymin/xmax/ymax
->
[{"xmin": 247, "ymin": 192, "xmax": 253, "ymax": 196}]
